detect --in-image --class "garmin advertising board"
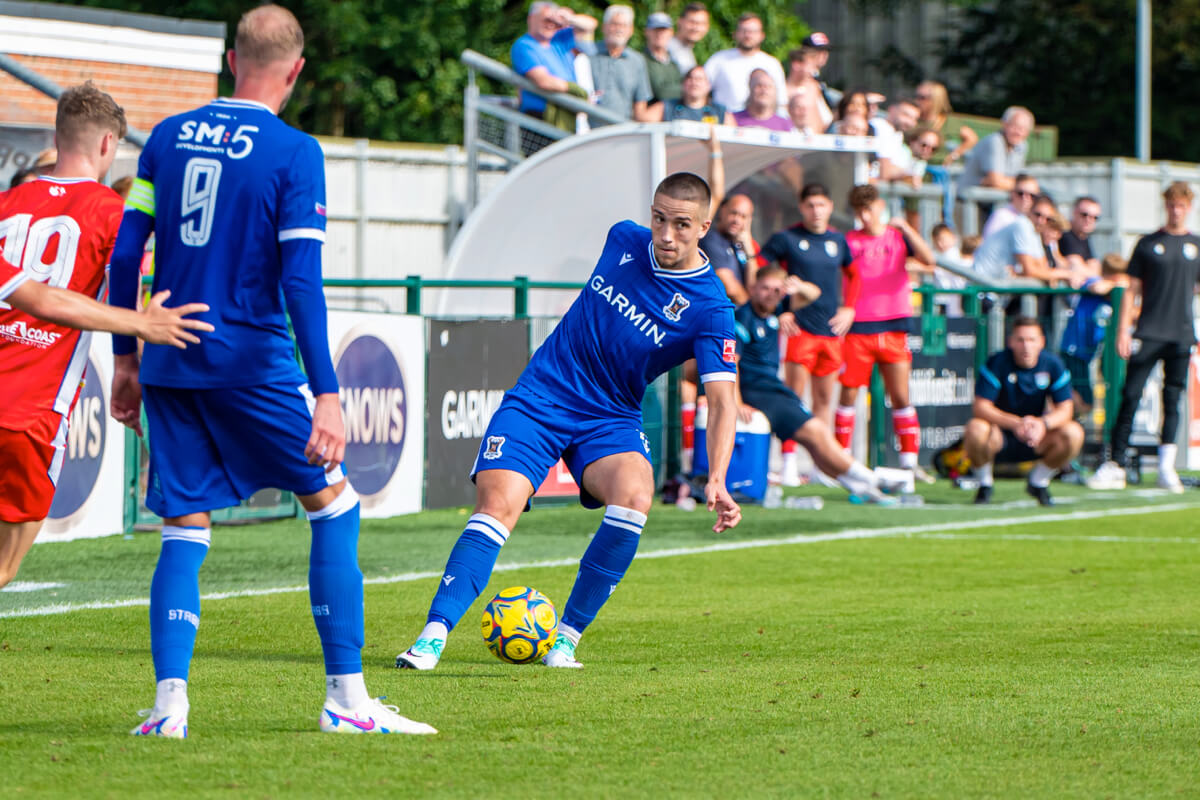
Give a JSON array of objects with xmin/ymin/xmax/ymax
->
[
  {"xmin": 425, "ymin": 320, "xmax": 529, "ymax": 509},
  {"xmin": 42, "ymin": 334, "xmax": 126, "ymax": 542},
  {"xmin": 880, "ymin": 318, "xmax": 977, "ymax": 467},
  {"xmin": 328, "ymin": 311, "xmax": 425, "ymax": 517}
]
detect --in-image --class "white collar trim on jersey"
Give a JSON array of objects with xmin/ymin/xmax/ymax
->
[
  {"xmin": 648, "ymin": 240, "xmax": 711, "ymax": 279},
  {"xmin": 212, "ymin": 97, "xmax": 276, "ymax": 115},
  {"xmin": 36, "ymin": 176, "xmax": 96, "ymax": 184}
]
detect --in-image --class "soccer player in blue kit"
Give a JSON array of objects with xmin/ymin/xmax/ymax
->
[
  {"xmin": 108, "ymin": 5, "xmax": 435, "ymax": 737},
  {"xmin": 397, "ymin": 172, "xmax": 742, "ymax": 671}
]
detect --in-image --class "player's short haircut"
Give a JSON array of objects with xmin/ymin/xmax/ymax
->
[
  {"xmin": 848, "ymin": 183, "xmax": 879, "ymax": 211},
  {"xmin": 798, "ymin": 183, "xmax": 829, "ymax": 202},
  {"xmin": 1163, "ymin": 181, "xmax": 1194, "ymax": 203},
  {"xmin": 55, "ymin": 81, "xmax": 127, "ymax": 150},
  {"xmin": 655, "ymin": 172, "xmax": 711, "ymax": 213},
  {"xmin": 1101, "ymin": 252, "xmax": 1127, "ymax": 276},
  {"xmin": 1010, "ymin": 316, "xmax": 1043, "ymax": 334},
  {"xmin": 681, "ymin": 2, "xmax": 708, "ymax": 17},
  {"xmin": 236, "ymin": 4, "xmax": 304, "ymax": 65},
  {"xmin": 756, "ymin": 264, "xmax": 786, "ymax": 282}
]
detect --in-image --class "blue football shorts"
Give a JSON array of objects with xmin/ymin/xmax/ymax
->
[
  {"xmin": 142, "ymin": 382, "xmax": 345, "ymax": 518},
  {"xmin": 471, "ymin": 388, "xmax": 651, "ymax": 509}
]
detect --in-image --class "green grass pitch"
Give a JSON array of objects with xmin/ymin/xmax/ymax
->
[{"xmin": 3, "ymin": 480, "xmax": 1200, "ymax": 798}]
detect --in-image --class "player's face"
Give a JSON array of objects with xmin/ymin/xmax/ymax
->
[
  {"xmin": 750, "ymin": 273, "xmax": 785, "ymax": 314},
  {"xmin": 856, "ymin": 197, "xmax": 886, "ymax": 230},
  {"xmin": 652, "ymin": 194, "xmax": 710, "ymax": 269},
  {"xmin": 1165, "ymin": 197, "xmax": 1191, "ymax": 229},
  {"xmin": 799, "ymin": 194, "xmax": 833, "ymax": 233},
  {"xmin": 1009, "ymin": 325, "xmax": 1044, "ymax": 368}
]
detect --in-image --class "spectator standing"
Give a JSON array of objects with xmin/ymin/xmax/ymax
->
[
  {"xmin": 700, "ymin": 193, "xmax": 757, "ymax": 302},
  {"xmin": 784, "ymin": 34, "xmax": 834, "ymax": 131},
  {"xmin": 930, "ymin": 223, "xmax": 968, "ymax": 317},
  {"xmin": 642, "ymin": 12, "xmax": 681, "ymax": 105},
  {"xmin": 1060, "ymin": 196, "xmax": 1103, "ymax": 278},
  {"xmin": 1060, "ymin": 253, "xmax": 1128, "ymax": 415},
  {"xmin": 873, "ymin": 99, "xmax": 922, "ymax": 184},
  {"xmin": 1089, "ymin": 182, "xmax": 1200, "ymax": 493},
  {"xmin": 668, "ymin": 2, "xmax": 709, "ymax": 72},
  {"xmin": 787, "ymin": 91, "xmax": 814, "ymax": 135},
  {"xmin": 733, "ymin": 70, "xmax": 792, "ymax": 131},
  {"xmin": 510, "ymin": 3, "xmax": 596, "ymax": 119},
  {"xmin": 956, "ymin": 106, "xmax": 1035, "ymax": 221},
  {"xmin": 588, "ymin": 5, "xmax": 653, "ymax": 122},
  {"xmin": 653, "ymin": 65, "xmax": 733, "ymax": 124},
  {"xmin": 704, "ymin": 13, "xmax": 786, "ymax": 113},
  {"xmin": 982, "ymin": 174, "xmax": 1040, "ymax": 239},
  {"xmin": 913, "ymin": 80, "xmax": 977, "ymax": 165}
]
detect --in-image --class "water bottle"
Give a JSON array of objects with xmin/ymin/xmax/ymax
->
[
  {"xmin": 784, "ymin": 496, "xmax": 824, "ymax": 510},
  {"xmin": 763, "ymin": 485, "xmax": 784, "ymax": 509}
]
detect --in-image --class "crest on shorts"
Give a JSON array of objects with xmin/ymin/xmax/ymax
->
[
  {"xmin": 1035, "ymin": 371, "xmax": 1051, "ymax": 389},
  {"xmin": 663, "ymin": 292, "xmax": 691, "ymax": 322},
  {"xmin": 640, "ymin": 431, "xmax": 651, "ymax": 454},
  {"xmin": 1185, "ymin": 242, "xmax": 1198, "ymax": 261},
  {"xmin": 825, "ymin": 240, "xmax": 839, "ymax": 258},
  {"xmin": 482, "ymin": 435, "xmax": 505, "ymax": 460}
]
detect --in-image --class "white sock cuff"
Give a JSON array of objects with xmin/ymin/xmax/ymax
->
[
  {"xmin": 465, "ymin": 513, "xmax": 510, "ymax": 546},
  {"xmin": 837, "ymin": 405, "xmax": 856, "ymax": 416},
  {"xmin": 681, "ymin": 402, "xmax": 696, "ymax": 411},
  {"xmin": 604, "ymin": 505, "xmax": 647, "ymax": 531},
  {"xmin": 306, "ymin": 485, "xmax": 360, "ymax": 521},
  {"xmin": 162, "ymin": 525, "xmax": 211, "ymax": 547},
  {"xmin": 558, "ymin": 623, "xmax": 582, "ymax": 646},
  {"xmin": 892, "ymin": 406, "xmax": 917, "ymax": 417}
]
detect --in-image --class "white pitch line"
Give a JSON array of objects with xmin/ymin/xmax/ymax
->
[{"xmin": 2, "ymin": 501, "xmax": 1198, "ymax": 620}]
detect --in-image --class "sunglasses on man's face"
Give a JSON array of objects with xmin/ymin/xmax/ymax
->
[
  {"xmin": 1078, "ymin": 211, "xmax": 1100, "ymax": 220},
  {"xmin": 1013, "ymin": 189, "xmax": 1036, "ymax": 199}
]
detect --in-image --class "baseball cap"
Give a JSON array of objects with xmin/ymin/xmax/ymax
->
[
  {"xmin": 645, "ymin": 12, "xmax": 673, "ymax": 30},
  {"xmin": 802, "ymin": 32, "xmax": 831, "ymax": 49}
]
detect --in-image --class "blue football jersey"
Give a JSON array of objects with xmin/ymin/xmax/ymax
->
[
  {"xmin": 514, "ymin": 221, "xmax": 737, "ymax": 419},
  {"xmin": 129, "ymin": 98, "xmax": 328, "ymax": 388},
  {"xmin": 733, "ymin": 302, "xmax": 784, "ymax": 390}
]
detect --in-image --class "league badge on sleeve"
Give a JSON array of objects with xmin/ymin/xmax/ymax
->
[{"xmin": 722, "ymin": 338, "xmax": 737, "ymax": 363}]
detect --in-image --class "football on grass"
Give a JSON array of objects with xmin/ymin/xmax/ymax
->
[{"xmin": 481, "ymin": 586, "xmax": 558, "ymax": 664}]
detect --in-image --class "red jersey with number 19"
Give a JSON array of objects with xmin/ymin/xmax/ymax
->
[{"xmin": 0, "ymin": 177, "xmax": 124, "ymax": 438}]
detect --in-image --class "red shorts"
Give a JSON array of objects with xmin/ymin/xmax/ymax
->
[
  {"xmin": 784, "ymin": 331, "xmax": 842, "ymax": 377},
  {"xmin": 840, "ymin": 330, "xmax": 911, "ymax": 387},
  {"xmin": 0, "ymin": 422, "xmax": 63, "ymax": 523}
]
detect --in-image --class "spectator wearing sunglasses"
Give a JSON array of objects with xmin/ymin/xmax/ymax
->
[
  {"xmin": 1060, "ymin": 196, "xmax": 1103, "ymax": 280},
  {"xmin": 982, "ymin": 174, "xmax": 1040, "ymax": 239}
]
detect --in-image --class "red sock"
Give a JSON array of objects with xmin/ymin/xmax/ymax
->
[
  {"xmin": 892, "ymin": 406, "xmax": 920, "ymax": 455},
  {"xmin": 681, "ymin": 403, "xmax": 695, "ymax": 450},
  {"xmin": 781, "ymin": 439, "xmax": 797, "ymax": 454},
  {"xmin": 834, "ymin": 405, "xmax": 855, "ymax": 449}
]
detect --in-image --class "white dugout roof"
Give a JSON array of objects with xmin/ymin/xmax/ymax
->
[{"xmin": 439, "ymin": 121, "xmax": 874, "ymax": 318}]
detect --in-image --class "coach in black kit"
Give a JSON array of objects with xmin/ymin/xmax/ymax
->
[{"xmin": 1090, "ymin": 181, "xmax": 1200, "ymax": 493}]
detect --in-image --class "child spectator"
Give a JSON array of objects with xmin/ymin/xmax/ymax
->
[{"xmin": 1060, "ymin": 253, "xmax": 1129, "ymax": 416}]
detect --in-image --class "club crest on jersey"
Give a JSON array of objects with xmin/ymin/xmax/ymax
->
[
  {"xmin": 48, "ymin": 185, "xmax": 66, "ymax": 197},
  {"xmin": 663, "ymin": 292, "xmax": 690, "ymax": 322},
  {"xmin": 482, "ymin": 435, "xmax": 505, "ymax": 460},
  {"xmin": 825, "ymin": 240, "xmax": 839, "ymax": 257},
  {"xmin": 798, "ymin": 239, "xmax": 810, "ymax": 251},
  {"xmin": 1185, "ymin": 242, "xmax": 1198, "ymax": 260},
  {"xmin": 1035, "ymin": 371, "xmax": 1051, "ymax": 389}
]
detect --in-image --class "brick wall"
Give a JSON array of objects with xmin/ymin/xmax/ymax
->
[{"xmin": 0, "ymin": 54, "xmax": 218, "ymax": 133}]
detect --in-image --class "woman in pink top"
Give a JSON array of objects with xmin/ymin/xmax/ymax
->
[{"xmin": 834, "ymin": 184, "xmax": 937, "ymax": 484}]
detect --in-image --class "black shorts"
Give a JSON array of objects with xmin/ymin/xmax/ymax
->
[
  {"xmin": 741, "ymin": 383, "xmax": 813, "ymax": 441},
  {"xmin": 996, "ymin": 430, "xmax": 1039, "ymax": 464}
]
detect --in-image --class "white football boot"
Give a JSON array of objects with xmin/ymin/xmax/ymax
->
[
  {"xmin": 395, "ymin": 637, "xmax": 444, "ymax": 671},
  {"xmin": 542, "ymin": 635, "xmax": 583, "ymax": 669},
  {"xmin": 131, "ymin": 708, "xmax": 188, "ymax": 739},
  {"xmin": 1086, "ymin": 461, "xmax": 1127, "ymax": 490},
  {"xmin": 320, "ymin": 697, "xmax": 436, "ymax": 735}
]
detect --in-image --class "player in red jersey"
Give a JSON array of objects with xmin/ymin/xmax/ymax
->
[
  {"xmin": 0, "ymin": 83, "xmax": 213, "ymax": 589},
  {"xmin": 835, "ymin": 184, "xmax": 937, "ymax": 483}
]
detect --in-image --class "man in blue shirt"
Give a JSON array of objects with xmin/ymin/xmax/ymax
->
[
  {"xmin": 397, "ymin": 172, "xmax": 742, "ymax": 672},
  {"xmin": 109, "ymin": 4, "xmax": 434, "ymax": 738},
  {"xmin": 735, "ymin": 266, "xmax": 898, "ymax": 504},
  {"xmin": 510, "ymin": 3, "xmax": 596, "ymax": 117},
  {"xmin": 964, "ymin": 317, "xmax": 1083, "ymax": 506}
]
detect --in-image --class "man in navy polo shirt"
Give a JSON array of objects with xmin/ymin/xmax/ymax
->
[{"xmin": 964, "ymin": 317, "xmax": 1084, "ymax": 506}]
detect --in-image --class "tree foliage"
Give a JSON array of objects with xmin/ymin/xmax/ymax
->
[
  {"xmin": 939, "ymin": 0, "xmax": 1200, "ymax": 161},
  {"xmin": 78, "ymin": 0, "xmax": 808, "ymax": 143}
]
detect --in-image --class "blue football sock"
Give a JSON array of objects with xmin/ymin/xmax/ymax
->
[
  {"xmin": 307, "ymin": 487, "xmax": 364, "ymax": 675},
  {"xmin": 150, "ymin": 526, "xmax": 210, "ymax": 682},
  {"xmin": 427, "ymin": 513, "xmax": 510, "ymax": 632},
  {"xmin": 560, "ymin": 505, "xmax": 646, "ymax": 635}
]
